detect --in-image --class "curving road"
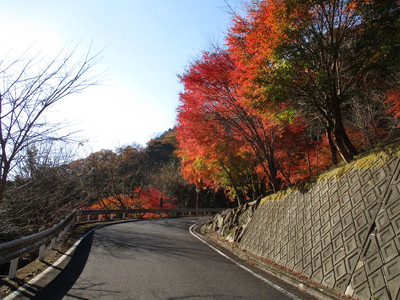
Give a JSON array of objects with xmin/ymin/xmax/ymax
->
[{"xmin": 32, "ymin": 218, "xmax": 309, "ymax": 300}]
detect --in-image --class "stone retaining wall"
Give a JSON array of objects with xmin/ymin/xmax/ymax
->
[{"xmin": 206, "ymin": 151, "xmax": 400, "ymax": 299}]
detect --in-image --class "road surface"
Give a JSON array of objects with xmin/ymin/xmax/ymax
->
[{"xmin": 32, "ymin": 218, "xmax": 308, "ymax": 300}]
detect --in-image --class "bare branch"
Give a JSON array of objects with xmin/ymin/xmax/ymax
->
[{"xmin": 0, "ymin": 44, "xmax": 103, "ymax": 203}]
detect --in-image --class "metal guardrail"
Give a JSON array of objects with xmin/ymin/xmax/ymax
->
[
  {"xmin": 0, "ymin": 208, "xmax": 224, "ymax": 279},
  {"xmin": 77, "ymin": 208, "xmax": 224, "ymax": 218},
  {"xmin": 0, "ymin": 210, "xmax": 78, "ymax": 279}
]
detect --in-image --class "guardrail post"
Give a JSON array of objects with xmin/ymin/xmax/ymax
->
[
  {"xmin": 66, "ymin": 219, "xmax": 72, "ymax": 232},
  {"xmin": 57, "ymin": 231, "xmax": 63, "ymax": 241},
  {"xmin": 0, "ymin": 208, "xmax": 224, "ymax": 278},
  {"xmin": 9, "ymin": 257, "xmax": 19, "ymax": 279},
  {"xmin": 63, "ymin": 224, "xmax": 69, "ymax": 235},
  {"xmin": 87, "ymin": 215, "xmax": 90, "ymax": 222},
  {"xmin": 38, "ymin": 244, "xmax": 45, "ymax": 261},
  {"xmin": 98, "ymin": 214, "xmax": 101, "ymax": 221}
]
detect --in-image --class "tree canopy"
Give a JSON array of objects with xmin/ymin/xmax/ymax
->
[{"xmin": 176, "ymin": 0, "xmax": 400, "ymax": 203}]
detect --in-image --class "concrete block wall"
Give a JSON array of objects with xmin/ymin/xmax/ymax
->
[{"xmin": 239, "ymin": 154, "xmax": 400, "ymax": 299}]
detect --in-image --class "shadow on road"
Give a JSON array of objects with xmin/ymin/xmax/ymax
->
[
  {"xmin": 90, "ymin": 218, "xmax": 222, "ymax": 265},
  {"xmin": 30, "ymin": 231, "xmax": 95, "ymax": 300}
]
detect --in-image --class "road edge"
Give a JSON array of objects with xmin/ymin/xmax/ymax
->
[
  {"xmin": 189, "ymin": 223, "xmax": 303, "ymax": 300},
  {"xmin": 2, "ymin": 219, "xmax": 139, "ymax": 300},
  {"xmin": 190, "ymin": 222, "xmax": 351, "ymax": 300}
]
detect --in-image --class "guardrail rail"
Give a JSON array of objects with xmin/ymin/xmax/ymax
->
[{"xmin": 0, "ymin": 208, "xmax": 223, "ymax": 279}]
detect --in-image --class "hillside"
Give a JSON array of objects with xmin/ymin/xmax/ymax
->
[{"xmin": 202, "ymin": 146, "xmax": 400, "ymax": 299}]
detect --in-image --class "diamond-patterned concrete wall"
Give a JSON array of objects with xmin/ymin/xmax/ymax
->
[{"xmin": 239, "ymin": 154, "xmax": 400, "ymax": 299}]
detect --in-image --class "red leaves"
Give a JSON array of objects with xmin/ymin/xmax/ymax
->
[
  {"xmin": 176, "ymin": 48, "xmax": 321, "ymax": 199},
  {"xmin": 227, "ymin": 0, "xmax": 286, "ymax": 102},
  {"xmin": 86, "ymin": 187, "xmax": 176, "ymax": 218},
  {"xmin": 176, "ymin": 0, "xmax": 399, "ymax": 201},
  {"xmin": 386, "ymin": 89, "xmax": 400, "ymax": 124}
]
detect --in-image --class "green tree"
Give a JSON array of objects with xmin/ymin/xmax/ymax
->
[
  {"xmin": 228, "ymin": 0, "xmax": 400, "ymax": 163},
  {"xmin": 270, "ymin": 0, "xmax": 400, "ymax": 162}
]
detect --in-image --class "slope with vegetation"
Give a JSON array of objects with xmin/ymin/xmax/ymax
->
[
  {"xmin": 1, "ymin": 0, "xmax": 399, "ymax": 246},
  {"xmin": 176, "ymin": 0, "xmax": 400, "ymax": 205},
  {"xmin": 201, "ymin": 144, "xmax": 400, "ymax": 299},
  {"xmin": 0, "ymin": 129, "xmax": 232, "ymax": 242}
]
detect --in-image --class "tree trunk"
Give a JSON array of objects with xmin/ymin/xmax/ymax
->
[
  {"xmin": 220, "ymin": 162, "xmax": 243, "ymax": 206},
  {"xmin": 0, "ymin": 182, "xmax": 5, "ymax": 204},
  {"xmin": 340, "ymin": 122, "xmax": 358, "ymax": 156},
  {"xmin": 0, "ymin": 162, "xmax": 10, "ymax": 204},
  {"xmin": 251, "ymin": 144, "xmax": 281, "ymax": 194},
  {"xmin": 325, "ymin": 122, "xmax": 338, "ymax": 165},
  {"xmin": 332, "ymin": 107, "xmax": 358, "ymax": 163},
  {"xmin": 266, "ymin": 146, "xmax": 281, "ymax": 193},
  {"xmin": 195, "ymin": 187, "xmax": 200, "ymax": 212}
]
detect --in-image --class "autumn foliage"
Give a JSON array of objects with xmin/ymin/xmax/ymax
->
[
  {"xmin": 2, "ymin": 1, "xmax": 398, "ymax": 239},
  {"xmin": 177, "ymin": 48, "xmax": 331, "ymax": 204},
  {"xmin": 86, "ymin": 187, "xmax": 176, "ymax": 219},
  {"xmin": 386, "ymin": 89, "xmax": 400, "ymax": 126},
  {"xmin": 176, "ymin": 0, "xmax": 400, "ymax": 205}
]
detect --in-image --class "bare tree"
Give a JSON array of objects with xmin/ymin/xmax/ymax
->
[
  {"xmin": 1, "ymin": 141, "xmax": 85, "ymax": 241},
  {"xmin": 0, "ymin": 45, "xmax": 102, "ymax": 203},
  {"xmin": 150, "ymin": 160, "xmax": 194, "ymax": 209}
]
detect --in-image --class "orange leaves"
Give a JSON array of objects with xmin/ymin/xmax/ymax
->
[
  {"xmin": 228, "ymin": 0, "xmax": 285, "ymax": 60},
  {"xmin": 176, "ymin": 47, "xmax": 309, "ymax": 196},
  {"xmin": 177, "ymin": 49, "xmax": 262, "ymax": 198},
  {"xmin": 177, "ymin": 0, "xmax": 399, "ymax": 202},
  {"xmin": 177, "ymin": 39, "xmax": 327, "ymax": 196},
  {"xmin": 386, "ymin": 89, "xmax": 400, "ymax": 123},
  {"xmin": 86, "ymin": 187, "xmax": 176, "ymax": 218},
  {"xmin": 227, "ymin": 0, "xmax": 287, "ymax": 102},
  {"xmin": 347, "ymin": 0, "xmax": 373, "ymax": 11}
]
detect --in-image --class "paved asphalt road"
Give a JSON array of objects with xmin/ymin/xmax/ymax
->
[{"xmin": 32, "ymin": 217, "xmax": 308, "ymax": 300}]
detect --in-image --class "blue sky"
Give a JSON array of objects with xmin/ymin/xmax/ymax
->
[{"xmin": 0, "ymin": 0, "xmax": 243, "ymax": 155}]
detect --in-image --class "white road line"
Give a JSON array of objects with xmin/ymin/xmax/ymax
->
[
  {"xmin": 3, "ymin": 237, "xmax": 81, "ymax": 300},
  {"xmin": 3, "ymin": 220, "xmax": 301, "ymax": 300},
  {"xmin": 3, "ymin": 220, "xmax": 133, "ymax": 300},
  {"xmin": 189, "ymin": 224, "xmax": 302, "ymax": 300}
]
